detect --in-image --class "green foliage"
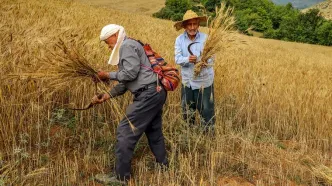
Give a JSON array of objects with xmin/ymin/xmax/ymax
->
[
  {"xmin": 269, "ymin": 4, "xmax": 298, "ymax": 29},
  {"xmin": 264, "ymin": 8, "xmax": 332, "ymax": 45},
  {"xmin": 315, "ymin": 21, "xmax": 332, "ymax": 46},
  {"xmin": 224, "ymin": 0, "xmax": 332, "ymax": 46},
  {"xmin": 223, "ymin": 0, "xmax": 287, "ymax": 32},
  {"xmin": 153, "ymin": 0, "xmax": 332, "ymax": 46},
  {"xmin": 50, "ymin": 108, "xmax": 76, "ymax": 130},
  {"xmin": 153, "ymin": 0, "xmax": 192, "ymax": 21},
  {"xmin": 203, "ymin": 0, "xmax": 222, "ymax": 12}
]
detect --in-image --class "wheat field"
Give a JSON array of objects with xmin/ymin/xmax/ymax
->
[
  {"xmin": 1, "ymin": 0, "xmax": 332, "ymax": 185},
  {"xmin": 77, "ymin": 0, "xmax": 165, "ymax": 15}
]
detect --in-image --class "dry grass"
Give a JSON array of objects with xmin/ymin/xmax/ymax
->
[
  {"xmin": 76, "ymin": 0, "xmax": 165, "ymax": 15},
  {"xmin": 1, "ymin": 0, "xmax": 332, "ymax": 185}
]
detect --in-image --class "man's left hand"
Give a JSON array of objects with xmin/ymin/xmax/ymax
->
[
  {"xmin": 91, "ymin": 93, "xmax": 110, "ymax": 104},
  {"xmin": 189, "ymin": 55, "xmax": 197, "ymax": 63}
]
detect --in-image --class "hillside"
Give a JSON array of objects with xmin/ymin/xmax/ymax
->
[
  {"xmin": 76, "ymin": 0, "xmax": 332, "ymax": 21},
  {"xmin": 1, "ymin": 0, "xmax": 332, "ymax": 185},
  {"xmin": 77, "ymin": 0, "xmax": 326, "ymax": 13},
  {"xmin": 303, "ymin": 0, "xmax": 332, "ymax": 20},
  {"xmin": 78, "ymin": 0, "xmax": 325, "ymax": 12},
  {"xmin": 76, "ymin": 0, "xmax": 165, "ymax": 15},
  {"xmin": 272, "ymin": 0, "xmax": 325, "ymax": 9}
]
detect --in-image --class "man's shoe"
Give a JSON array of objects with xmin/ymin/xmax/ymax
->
[{"xmin": 94, "ymin": 174, "xmax": 127, "ymax": 186}]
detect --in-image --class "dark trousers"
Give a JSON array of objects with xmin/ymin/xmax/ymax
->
[
  {"xmin": 115, "ymin": 85, "xmax": 167, "ymax": 181},
  {"xmin": 181, "ymin": 84, "xmax": 215, "ymax": 127}
]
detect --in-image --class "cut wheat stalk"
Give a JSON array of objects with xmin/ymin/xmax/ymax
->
[
  {"xmin": 8, "ymin": 39, "xmax": 99, "ymax": 93},
  {"xmin": 8, "ymin": 39, "xmax": 136, "ymax": 130},
  {"xmin": 194, "ymin": 3, "xmax": 238, "ymax": 77},
  {"xmin": 55, "ymin": 40, "xmax": 136, "ymax": 130}
]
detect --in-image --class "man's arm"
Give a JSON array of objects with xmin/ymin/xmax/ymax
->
[
  {"xmin": 175, "ymin": 37, "xmax": 190, "ymax": 67},
  {"xmin": 109, "ymin": 44, "xmax": 140, "ymax": 82},
  {"xmin": 91, "ymin": 82, "xmax": 127, "ymax": 104},
  {"xmin": 109, "ymin": 82, "xmax": 127, "ymax": 98}
]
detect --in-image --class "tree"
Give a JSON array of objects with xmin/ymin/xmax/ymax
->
[
  {"xmin": 264, "ymin": 8, "xmax": 332, "ymax": 46},
  {"xmin": 316, "ymin": 21, "xmax": 332, "ymax": 45},
  {"xmin": 202, "ymin": 0, "xmax": 222, "ymax": 12},
  {"xmin": 230, "ymin": 0, "xmax": 274, "ymax": 32},
  {"xmin": 269, "ymin": 5, "xmax": 298, "ymax": 29},
  {"xmin": 153, "ymin": 0, "xmax": 192, "ymax": 21},
  {"xmin": 153, "ymin": 0, "xmax": 332, "ymax": 46},
  {"xmin": 165, "ymin": 0, "xmax": 192, "ymax": 14}
]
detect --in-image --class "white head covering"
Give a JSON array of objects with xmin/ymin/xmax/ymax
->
[{"xmin": 100, "ymin": 24, "xmax": 126, "ymax": 65}]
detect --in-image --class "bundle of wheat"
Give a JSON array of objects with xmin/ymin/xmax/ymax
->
[
  {"xmin": 9, "ymin": 39, "xmax": 136, "ymax": 129},
  {"xmin": 42, "ymin": 39, "xmax": 99, "ymax": 91},
  {"xmin": 194, "ymin": 3, "xmax": 237, "ymax": 77},
  {"xmin": 8, "ymin": 39, "xmax": 99, "ymax": 93}
]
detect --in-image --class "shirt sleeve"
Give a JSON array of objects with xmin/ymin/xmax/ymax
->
[
  {"xmin": 175, "ymin": 37, "xmax": 190, "ymax": 67},
  {"xmin": 109, "ymin": 44, "xmax": 140, "ymax": 82},
  {"xmin": 109, "ymin": 82, "xmax": 127, "ymax": 98}
]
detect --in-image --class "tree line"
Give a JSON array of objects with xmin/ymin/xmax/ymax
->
[{"xmin": 153, "ymin": 0, "xmax": 332, "ymax": 46}]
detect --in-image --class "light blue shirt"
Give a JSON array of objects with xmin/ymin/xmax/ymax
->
[{"xmin": 175, "ymin": 31, "xmax": 214, "ymax": 90}]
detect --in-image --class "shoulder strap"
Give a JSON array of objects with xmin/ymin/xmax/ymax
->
[{"xmin": 127, "ymin": 37, "xmax": 144, "ymax": 46}]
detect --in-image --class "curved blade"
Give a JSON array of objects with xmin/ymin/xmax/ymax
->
[
  {"xmin": 67, "ymin": 94, "xmax": 103, "ymax": 111},
  {"xmin": 187, "ymin": 42, "xmax": 199, "ymax": 55},
  {"xmin": 68, "ymin": 102, "xmax": 94, "ymax": 111}
]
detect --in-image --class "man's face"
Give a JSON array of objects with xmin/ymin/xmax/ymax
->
[
  {"xmin": 184, "ymin": 19, "xmax": 199, "ymax": 37},
  {"xmin": 104, "ymin": 32, "xmax": 118, "ymax": 50}
]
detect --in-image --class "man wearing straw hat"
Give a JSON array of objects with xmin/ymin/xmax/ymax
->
[
  {"xmin": 174, "ymin": 10, "xmax": 215, "ymax": 132},
  {"xmin": 91, "ymin": 24, "xmax": 168, "ymax": 185}
]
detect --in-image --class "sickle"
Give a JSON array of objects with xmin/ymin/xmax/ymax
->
[
  {"xmin": 68, "ymin": 93, "xmax": 104, "ymax": 111},
  {"xmin": 187, "ymin": 42, "xmax": 198, "ymax": 55},
  {"xmin": 68, "ymin": 102, "xmax": 95, "ymax": 111}
]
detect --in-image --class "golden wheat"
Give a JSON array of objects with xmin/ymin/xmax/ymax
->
[
  {"xmin": 1, "ymin": 0, "xmax": 332, "ymax": 185},
  {"xmin": 194, "ymin": 3, "xmax": 239, "ymax": 77}
]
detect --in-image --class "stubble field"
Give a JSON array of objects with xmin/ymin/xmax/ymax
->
[{"xmin": 1, "ymin": 0, "xmax": 332, "ymax": 185}]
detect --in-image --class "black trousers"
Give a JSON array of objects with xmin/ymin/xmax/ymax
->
[
  {"xmin": 115, "ymin": 85, "xmax": 167, "ymax": 180},
  {"xmin": 181, "ymin": 84, "xmax": 215, "ymax": 127}
]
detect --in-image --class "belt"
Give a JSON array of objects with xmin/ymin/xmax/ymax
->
[{"xmin": 134, "ymin": 83, "xmax": 156, "ymax": 97}]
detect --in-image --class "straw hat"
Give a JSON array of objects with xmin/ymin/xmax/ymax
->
[{"xmin": 174, "ymin": 10, "xmax": 207, "ymax": 31}]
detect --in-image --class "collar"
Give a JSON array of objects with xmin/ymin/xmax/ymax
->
[{"xmin": 184, "ymin": 31, "xmax": 201, "ymax": 41}]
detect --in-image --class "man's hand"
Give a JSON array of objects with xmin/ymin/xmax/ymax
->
[
  {"xmin": 91, "ymin": 93, "xmax": 111, "ymax": 105},
  {"xmin": 93, "ymin": 71, "xmax": 110, "ymax": 83},
  {"xmin": 189, "ymin": 55, "xmax": 197, "ymax": 63}
]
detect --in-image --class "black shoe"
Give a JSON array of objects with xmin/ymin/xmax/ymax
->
[
  {"xmin": 94, "ymin": 174, "xmax": 127, "ymax": 186},
  {"xmin": 157, "ymin": 161, "xmax": 169, "ymax": 172},
  {"xmin": 147, "ymin": 160, "xmax": 169, "ymax": 172}
]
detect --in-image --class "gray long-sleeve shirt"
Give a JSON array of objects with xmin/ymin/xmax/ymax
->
[{"xmin": 108, "ymin": 38, "xmax": 157, "ymax": 97}]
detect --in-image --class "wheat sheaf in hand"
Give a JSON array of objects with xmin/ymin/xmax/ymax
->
[
  {"xmin": 50, "ymin": 39, "xmax": 99, "ymax": 84},
  {"xmin": 11, "ymin": 39, "xmax": 99, "ymax": 94},
  {"xmin": 194, "ymin": 3, "xmax": 238, "ymax": 77}
]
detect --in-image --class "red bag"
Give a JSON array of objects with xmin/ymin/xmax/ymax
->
[{"xmin": 134, "ymin": 39, "xmax": 180, "ymax": 91}]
